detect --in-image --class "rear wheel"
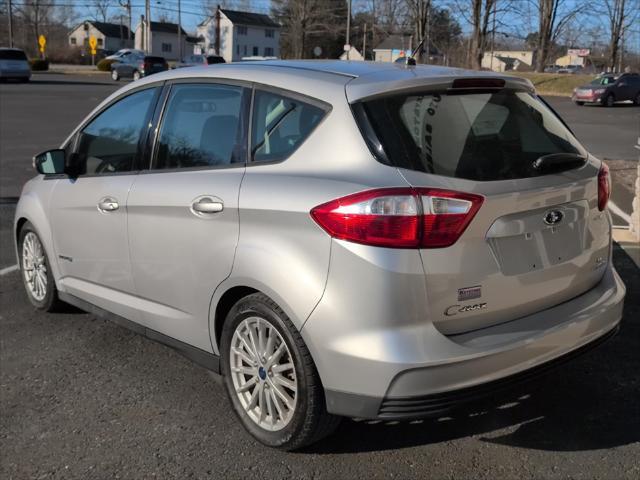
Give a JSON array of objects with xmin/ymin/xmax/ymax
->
[
  {"xmin": 18, "ymin": 222, "xmax": 62, "ymax": 311},
  {"xmin": 111, "ymin": 69, "xmax": 119, "ymax": 81},
  {"xmin": 220, "ymin": 293, "xmax": 340, "ymax": 450},
  {"xmin": 604, "ymin": 94, "xmax": 615, "ymax": 107},
  {"xmin": 575, "ymin": 101, "xmax": 584, "ymax": 106},
  {"xmin": 132, "ymin": 70, "xmax": 141, "ymax": 81}
]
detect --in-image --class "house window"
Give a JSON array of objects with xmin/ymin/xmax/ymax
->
[
  {"xmin": 253, "ymin": 46, "xmax": 258, "ymax": 56},
  {"xmin": 243, "ymin": 45, "xmax": 247, "ymax": 56},
  {"xmin": 264, "ymin": 47, "xmax": 274, "ymax": 57},
  {"xmin": 162, "ymin": 43, "xmax": 172, "ymax": 53},
  {"xmin": 97, "ymin": 38, "xmax": 103, "ymax": 47},
  {"xmin": 265, "ymin": 29, "xmax": 274, "ymax": 38},
  {"xmin": 70, "ymin": 37, "xmax": 77, "ymax": 45},
  {"xmin": 237, "ymin": 26, "xmax": 247, "ymax": 35}
]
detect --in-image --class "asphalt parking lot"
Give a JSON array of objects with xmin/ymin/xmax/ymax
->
[{"xmin": 1, "ymin": 74, "xmax": 639, "ymax": 479}]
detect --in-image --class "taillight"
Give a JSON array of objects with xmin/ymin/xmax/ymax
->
[
  {"xmin": 597, "ymin": 163, "xmax": 610, "ymax": 211},
  {"xmin": 311, "ymin": 188, "xmax": 483, "ymax": 249}
]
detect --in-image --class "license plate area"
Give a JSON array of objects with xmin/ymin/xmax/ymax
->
[{"xmin": 486, "ymin": 201, "xmax": 588, "ymax": 276}]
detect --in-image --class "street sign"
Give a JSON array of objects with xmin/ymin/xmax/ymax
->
[
  {"xmin": 38, "ymin": 35, "xmax": 46, "ymax": 49},
  {"xmin": 343, "ymin": 44, "xmax": 351, "ymax": 52},
  {"xmin": 90, "ymin": 48, "xmax": 97, "ymax": 56},
  {"xmin": 89, "ymin": 36, "xmax": 97, "ymax": 50}
]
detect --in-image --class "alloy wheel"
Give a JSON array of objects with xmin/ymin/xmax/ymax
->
[
  {"xmin": 22, "ymin": 232, "xmax": 47, "ymax": 301},
  {"xmin": 229, "ymin": 316, "xmax": 297, "ymax": 431}
]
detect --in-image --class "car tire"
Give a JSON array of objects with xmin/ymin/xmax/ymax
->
[
  {"xmin": 604, "ymin": 94, "xmax": 615, "ymax": 107},
  {"xmin": 575, "ymin": 101, "xmax": 584, "ymax": 106},
  {"xmin": 133, "ymin": 70, "xmax": 141, "ymax": 81},
  {"xmin": 18, "ymin": 222, "xmax": 63, "ymax": 312},
  {"xmin": 111, "ymin": 69, "xmax": 119, "ymax": 81},
  {"xmin": 220, "ymin": 293, "xmax": 340, "ymax": 451}
]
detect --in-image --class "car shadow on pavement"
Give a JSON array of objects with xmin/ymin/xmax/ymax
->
[{"xmin": 305, "ymin": 245, "xmax": 639, "ymax": 454}]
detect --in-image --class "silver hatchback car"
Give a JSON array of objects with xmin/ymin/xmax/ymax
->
[{"xmin": 15, "ymin": 61, "xmax": 625, "ymax": 450}]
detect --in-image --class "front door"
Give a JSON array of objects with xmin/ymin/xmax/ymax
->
[
  {"xmin": 50, "ymin": 87, "xmax": 159, "ymax": 321},
  {"xmin": 127, "ymin": 82, "xmax": 250, "ymax": 351}
]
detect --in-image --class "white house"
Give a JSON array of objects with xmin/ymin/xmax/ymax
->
[
  {"xmin": 196, "ymin": 8, "xmax": 280, "ymax": 62},
  {"xmin": 481, "ymin": 50, "xmax": 535, "ymax": 72},
  {"xmin": 68, "ymin": 21, "xmax": 133, "ymax": 52},
  {"xmin": 134, "ymin": 21, "xmax": 189, "ymax": 61}
]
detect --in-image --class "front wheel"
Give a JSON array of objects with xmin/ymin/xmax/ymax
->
[
  {"xmin": 18, "ymin": 222, "xmax": 62, "ymax": 311},
  {"xmin": 604, "ymin": 94, "xmax": 615, "ymax": 107},
  {"xmin": 111, "ymin": 69, "xmax": 119, "ymax": 81},
  {"xmin": 132, "ymin": 70, "xmax": 141, "ymax": 81},
  {"xmin": 575, "ymin": 101, "xmax": 585, "ymax": 106},
  {"xmin": 220, "ymin": 293, "xmax": 340, "ymax": 450}
]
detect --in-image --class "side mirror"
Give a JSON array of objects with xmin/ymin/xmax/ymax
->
[{"xmin": 33, "ymin": 149, "xmax": 65, "ymax": 175}]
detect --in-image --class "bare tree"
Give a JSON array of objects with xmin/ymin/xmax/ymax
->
[
  {"xmin": 405, "ymin": 0, "xmax": 431, "ymax": 61},
  {"xmin": 468, "ymin": 0, "xmax": 495, "ymax": 69},
  {"xmin": 603, "ymin": 0, "xmax": 637, "ymax": 71},
  {"xmin": 14, "ymin": 0, "xmax": 55, "ymax": 53},
  {"xmin": 91, "ymin": 0, "xmax": 112, "ymax": 23},
  {"xmin": 531, "ymin": 0, "xmax": 584, "ymax": 71}
]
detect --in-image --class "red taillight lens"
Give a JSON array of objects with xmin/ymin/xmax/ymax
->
[
  {"xmin": 310, "ymin": 188, "xmax": 483, "ymax": 249},
  {"xmin": 597, "ymin": 163, "xmax": 610, "ymax": 211}
]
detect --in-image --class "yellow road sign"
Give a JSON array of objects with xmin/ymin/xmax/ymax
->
[
  {"xmin": 90, "ymin": 48, "xmax": 97, "ymax": 56},
  {"xmin": 38, "ymin": 35, "xmax": 46, "ymax": 48},
  {"xmin": 89, "ymin": 36, "xmax": 97, "ymax": 49}
]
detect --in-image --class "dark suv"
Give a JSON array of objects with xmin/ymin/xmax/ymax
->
[
  {"xmin": 572, "ymin": 73, "xmax": 640, "ymax": 107},
  {"xmin": 111, "ymin": 55, "xmax": 168, "ymax": 82}
]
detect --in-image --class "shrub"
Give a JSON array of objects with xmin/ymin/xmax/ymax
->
[
  {"xmin": 29, "ymin": 59, "xmax": 49, "ymax": 71},
  {"xmin": 96, "ymin": 58, "xmax": 117, "ymax": 71}
]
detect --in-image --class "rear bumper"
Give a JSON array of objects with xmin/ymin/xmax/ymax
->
[
  {"xmin": 307, "ymin": 260, "xmax": 625, "ymax": 419},
  {"xmin": 0, "ymin": 69, "xmax": 31, "ymax": 79}
]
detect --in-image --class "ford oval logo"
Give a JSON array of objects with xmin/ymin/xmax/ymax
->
[{"xmin": 544, "ymin": 209, "xmax": 564, "ymax": 225}]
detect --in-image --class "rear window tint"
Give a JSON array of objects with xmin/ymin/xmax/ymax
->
[
  {"xmin": 357, "ymin": 90, "xmax": 587, "ymax": 181},
  {"xmin": 145, "ymin": 56, "xmax": 165, "ymax": 63},
  {"xmin": 0, "ymin": 49, "xmax": 27, "ymax": 60}
]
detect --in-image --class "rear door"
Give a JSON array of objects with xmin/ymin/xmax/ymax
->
[
  {"xmin": 126, "ymin": 81, "xmax": 250, "ymax": 351},
  {"xmin": 356, "ymin": 86, "xmax": 611, "ymax": 334}
]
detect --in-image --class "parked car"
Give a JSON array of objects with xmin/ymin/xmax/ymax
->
[
  {"xmin": 111, "ymin": 55, "xmax": 168, "ymax": 81},
  {"xmin": 105, "ymin": 48, "xmax": 144, "ymax": 61},
  {"xmin": 16, "ymin": 61, "xmax": 625, "ymax": 450},
  {"xmin": 572, "ymin": 73, "xmax": 640, "ymax": 106},
  {"xmin": 557, "ymin": 64, "xmax": 583, "ymax": 74},
  {"xmin": 0, "ymin": 48, "xmax": 31, "ymax": 82},
  {"xmin": 175, "ymin": 54, "xmax": 225, "ymax": 68},
  {"xmin": 543, "ymin": 64, "xmax": 560, "ymax": 73}
]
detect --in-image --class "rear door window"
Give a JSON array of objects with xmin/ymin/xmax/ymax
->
[
  {"xmin": 357, "ymin": 90, "xmax": 587, "ymax": 181},
  {"xmin": 250, "ymin": 90, "xmax": 326, "ymax": 163},
  {"xmin": 153, "ymin": 83, "xmax": 249, "ymax": 169}
]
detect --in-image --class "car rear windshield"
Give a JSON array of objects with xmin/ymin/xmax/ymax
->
[
  {"xmin": 145, "ymin": 56, "xmax": 165, "ymax": 63},
  {"xmin": 356, "ymin": 89, "xmax": 587, "ymax": 181},
  {"xmin": 0, "ymin": 49, "xmax": 27, "ymax": 60}
]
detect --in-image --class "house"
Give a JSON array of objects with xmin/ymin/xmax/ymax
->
[
  {"xmin": 339, "ymin": 46, "xmax": 364, "ymax": 61},
  {"xmin": 196, "ymin": 8, "xmax": 280, "ymax": 62},
  {"xmin": 481, "ymin": 50, "xmax": 535, "ymax": 72},
  {"xmin": 373, "ymin": 34, "xmax": 413, "ymax": 62},
  {"xmin": 555, "ymin": 49, "xmax": 590, "ymax": 67},
  {"xmin": 68, "ymin": 21, "xmax": 133, "ymax": 52},
  {"xmin": 134, "ymin": 21, "xmax": 189, "ymax": 61}
]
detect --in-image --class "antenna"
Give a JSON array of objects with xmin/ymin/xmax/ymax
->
[{"xmin": 406, "ymin": 35, "xmax": 426, "ymax": 66}]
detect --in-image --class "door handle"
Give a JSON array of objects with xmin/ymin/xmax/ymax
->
[
  {"xmin": 98, "ymin": 197, "xmax": 119, "ymax": 212},
  {"xmin": 192, "ymin": 198, "xmax": 224, "ymax": 214}
]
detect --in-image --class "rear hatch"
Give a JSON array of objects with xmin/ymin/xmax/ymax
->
[
  {"xmin": 0, "ymin": 49, "xmax": 29, "ymax": 72},
  {"xmin": 352, "ymin": 79, "xmax": 611, "ymax": 334}
]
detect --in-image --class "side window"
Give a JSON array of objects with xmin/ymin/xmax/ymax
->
[
  {"xmin": 251, "ymin": 90, "xmax": 326, "ymax": 163},
  {"xmin": 154, "ymin": 84, "xmax": 248, "ymax": 170},
  {"xmin": 76, "ymin": 88, "xmax": 157, "ymax": 175}
]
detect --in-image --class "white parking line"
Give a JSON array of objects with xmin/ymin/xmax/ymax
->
[
  {"xmin": 608, "ymin": 200, "xmax": 632, "ymax": 226},
  {"xmin": 0, "ymin": 265, "xmax": 19, "ymax": 275}
]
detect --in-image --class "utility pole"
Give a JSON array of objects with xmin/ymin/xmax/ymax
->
[
  {"xmin": 424, "ymin": 1, "xmax": 430, "ymax": 64},
  {"xmin": 118, "ymin": 0, "xmax": 132, "ymax": 42},
  {"xmin": 7, "ymin": 0, "xmax": 13, "ymax": 48},
  {"xmin": 177, "ymin": 0, "xmax": 182, "ymax": 61},
  {"xmin": 363, "ymin": 23, "xmax": 367, "ymax": 60},
  {"xmin": 215, "ymin": 5, "xmax": 221, "ymax": 56},
  {"xmin": 145, "ymin": 0, "xmax": 151, "ymax": 53},
  {"xmin": 346, "ymin": 0, "xmax": 351, "ymax": 60}
]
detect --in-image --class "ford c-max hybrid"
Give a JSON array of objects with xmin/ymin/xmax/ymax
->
[{"xmin": 14, "ymin": 61, "xmax": 625, "ymax": 450}]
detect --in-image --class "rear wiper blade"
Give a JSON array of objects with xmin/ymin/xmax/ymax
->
[{"xmin": 532, "ymin": 153, "xmax": 587, "ymax": 172}]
